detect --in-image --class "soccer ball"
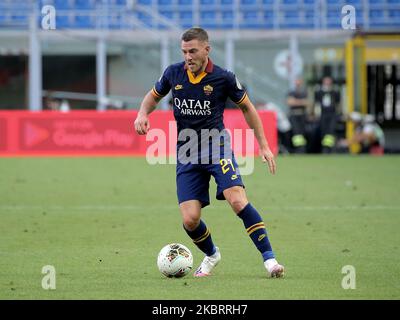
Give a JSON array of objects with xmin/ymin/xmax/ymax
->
[{"xmin": 157, "ymin": 243, "xmax": 193, "ymax": 278}]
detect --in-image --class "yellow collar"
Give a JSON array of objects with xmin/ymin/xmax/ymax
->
[{"xmin": 186, "ymin": 70, "xmax": 208, "ymax": 84}]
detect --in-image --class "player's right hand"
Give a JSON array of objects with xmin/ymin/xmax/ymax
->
[{"xmin": 134, "ymin": 114, "xmax": 150, "ymax": 135}]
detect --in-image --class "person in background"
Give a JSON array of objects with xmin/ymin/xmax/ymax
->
[
  {"xmin": 286, "ymin": 78, "xmax": 310, "ymax": 153},
  {"xmin": 45, "ymin": 95, "xmax": 70, "ymax": 112},
  {"xmin": 338, "ymin": 112, "xmax": 385, "ymax": 154},
  {"xmin": 314, "ymin": 76, "xmax": 341, "ymax": 154}
]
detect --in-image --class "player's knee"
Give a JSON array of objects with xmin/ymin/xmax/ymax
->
[
  {"xmin": 224, "ymin": 188, "xmax": 248, "ymax": 213},
  {"xmin": 180, "ymin": 200, "xmax": 202, "ymax": 230},
  {"xmin": 229, "ymin": 199, "xmax": 248, "ymax": 214},
  {"xmin": 226, "ymin": 192, "xmax": 248, "ymax": 213},
  {"xmin": 182, "ymin": 216, "xmax": 200, "ymax": 231}
]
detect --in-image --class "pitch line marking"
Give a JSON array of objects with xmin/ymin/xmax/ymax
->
[{"xmin": 1, "ymin": 205, "xmax": 399, "ymax": 211}]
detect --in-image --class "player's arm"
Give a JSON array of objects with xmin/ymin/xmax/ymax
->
[
  {"xmin": 135, "ymin": 65, "xmax": 171, "ymax": 135},
  {"xmin": 238, "ymin": 97, "xmax": 276, "ymax": 175},
  {"xmin": 134, "ymin": 90, "xmax": 162, "ymax": 135}
]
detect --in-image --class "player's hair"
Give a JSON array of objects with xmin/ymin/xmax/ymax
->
[{"xmin": 181, "ymin": 27, "xmax": 209, "ymax": 43}]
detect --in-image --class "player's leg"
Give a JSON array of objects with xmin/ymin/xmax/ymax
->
[
  {"xmin": 180, "ymin": 200, "xmax": 221, "ymax": 277},
  {"xmin": 180, "ymin": 200, "xmax": 216, "ymax": 256},
  {"xmin": 223, "ymin": 186, "xmax": 284, "ymax": 278},
  {"xmin": 223, "ymin": 186, "xmax": 274, "ymax": 259},
  {"xmin": 210, "ymin": 156, "xmax": 284, "ymax": 277},
  {"xmin": 176, "ymin": 164, "xmax": 220, "ymax": 276}
]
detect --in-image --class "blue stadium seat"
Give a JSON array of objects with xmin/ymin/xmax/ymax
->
[
  {"xmin": 179, "ymin": 11, "xmax": 193, "ymax": 28},
  {"xmin": 39, "ymin": 0, "xmax": 54, "ymax": 7},
  {"xmin": 263, "ymin": 10, "xmax": 274, "ymax": 20},
  {"xmin": 283, "ymin": 22, "xmax": 303, "ymax": 29},
  {"xmin": 261, "ymin": 0, "xmax": 274, "ymax": 3},
  {"xmin": 55, "ymin": 15, "xmax": 71, "ymax": 28},
  {"xmin": 262, "ymin": 9, "xmax": 274, "ymax": 28},
  {"xmin": 158, "ymin": 10, "xmax": 174, "ymax": 29},
  {"xmin": 200, "ymin": 10, "xmax": 216, "ymax": 20},
  {"xmin": 0, "ymin": 15, "xmax": 8, "ymax": 26},
  {"xmin": 327, "ymin": 9, "xmax": 340, "ymax": 19},
  {"xmin": 282, "ymin": 0, "xmax": 300, "ymax": 4},
  {"xmin": 326, "ymin": 0, "xmax": 342, "ymax": 9},
  {"xmin": 369, "ymin": 9, "xmax": 384, "ymax": 18},
  {"xmin": 242, "ymin": 10, "xmax": 258, "ymax": 19},
  {"xmin": 75, "ymin": 0, "xmax": 95, "ymax": 10},
  {"xmin": 54, "ymin": 0, "xmax": 73, "ymax": 9},
  {"xmin": 241, "ymin": 10, "xmax": 262, "ymax": 29},
  {"xmin": 137, "ymin": 12, "xmax": 152, "ymax": 27},
  {"xmin": 137, "ymin": 0, "xmax": 152, "ymax": 5},
  {"xmin": 106, "ymin": 14, "xmax": 123, "ymax": 29},
  {"xmin": 303, "ymin": 0, "xmax": 315, "ymax": 9},
  {"xmin": 158, "ymin": 0, "xmax": 173, "ymax": 4},
  {"xmin": 305, "ymin": 10, "xmax": 314, "ymax": 18},
  {"xmin": 304, "ymin": 10, "xmax": 317, "ymax": 28},
  {"xmin": 327, "ymin": 17, "xmax": 342, "ymax": 29},
  {"xmin": 200, "ymin": 0, "xmax": 216, "ymax": 5},
  {"xmin": 200, "ymin": 10, "xmax": 217, "ymax": 28},
  {"xmin": 261, "ymin": 18, "xmax": 274, "ymax": 28},
  {"xmin": 241, "ymin": 0, "xmax": 257, "ymax": 5},
  {"xmin": 283, "ymin": 10, "xmax": 300, "ymax": 18},
  {"xmin": 221, "ymin": 10, "xmax": 234, "ymax": 18},
  {"xmin": 73, "ymin": 15, "xmax": 95, "ymax": 29},
  {"xmin": 326, "ymin": 0, "xmax": 340, "ymax": 4},
  {"xmin": 11, "ymin": 14, "xmax": 28, "ymax": 24},
  {"xmin": 220, "ymin": 10, "xmax": 234, "ymax": 28},
  {"xmin": 241, "ymin": 21, "xmax": 263, "ymax": 29},
  {"xmin": 1, "ymin": 0, "xmax": 399, "ymax": 31},
  {"xmin": 178, "ymin": 0, "xmax": 193, "ymax": 5},
  {"xmin": 369, "ymin": 22, "xmax": 387, "ymax": 28},
  {"xmin": 160, "ymin": 10, "xmax": 174, "ymax": 19},
  {"xmin": 180, "ymin": 11, "xmax": 193, "ymax": 20},
  {"xmin": 389, "ymin": 9, "xmax": 400, "ymax": 17},
  {"xmin": 343, "ymin": 0, "xmax": 363, "ymax": 9},
  {"xmin": 280, "ymin": 10, "xmax": 302, "ymax": 28}
]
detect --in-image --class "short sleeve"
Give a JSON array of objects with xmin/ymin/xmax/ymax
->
[
  {"xmin": 226, "ymin": 71, "xmax": 247, "ymax": 104},
  {"xmin": 152, "ymin": 66, "xmax": 172, "ymax": 98}
]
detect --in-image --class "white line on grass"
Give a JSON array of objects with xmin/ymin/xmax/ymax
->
[{"xmin": 0, "ymin": 205, "xmax": 399, "ymax": 211}]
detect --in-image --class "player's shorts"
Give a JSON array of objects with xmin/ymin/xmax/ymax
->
[{"xmin": 176, "ymin": 153, "xmax": 244, "ymax": 208}]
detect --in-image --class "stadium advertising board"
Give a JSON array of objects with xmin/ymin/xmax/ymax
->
[{"xmin": 0, "ymin": 110, "xmax": 277, "ymax": 156}]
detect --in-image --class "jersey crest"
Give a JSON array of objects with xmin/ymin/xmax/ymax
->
[{"xmin": 203, "ymin": 84, "xmax": 213, "ymax": 96}]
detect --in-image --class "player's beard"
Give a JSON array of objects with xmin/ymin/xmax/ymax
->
[
  {"xmin": 187, "ymin": 58, "xmax": 206, "ymax": 75},
  {"xmin": 187, "ymin": 61, "xmax": 200, "ymax": 74}
]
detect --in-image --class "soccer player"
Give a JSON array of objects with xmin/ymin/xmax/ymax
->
[{"xmin": 134, "ymin": 27, "xmax": 284, "ymax": 278}]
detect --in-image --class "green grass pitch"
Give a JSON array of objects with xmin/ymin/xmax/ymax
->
[{"xmin": 1, "ymin": 156, "xmax": 399, "ymax": 299}]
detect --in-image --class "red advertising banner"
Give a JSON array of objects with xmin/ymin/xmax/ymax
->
[
  {"xmin": 0, "ymin": 117, "xmax": 6, "ymax": 151},
  {"xmin": 0, "ymin": 110, "xmax": 277, "ymax": 156}
]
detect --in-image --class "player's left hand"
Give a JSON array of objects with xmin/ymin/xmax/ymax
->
[{"xmin": 260, "ymin": 147, "xmax": 276, "ymax": 175}]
